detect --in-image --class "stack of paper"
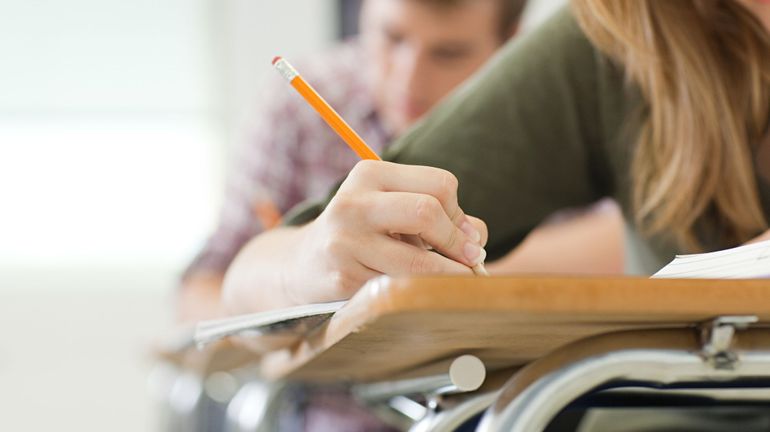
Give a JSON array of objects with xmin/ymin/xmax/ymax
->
[{"xmin": 653, "ymin": 239, "xmax": 770, "ymax": 279}]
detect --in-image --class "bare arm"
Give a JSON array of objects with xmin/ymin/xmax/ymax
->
[
  {"xmin": 487, "ymin": 200, "xmax": 624, "ymax": 275},
  {"xmin": 221, "ymin": 226, "xmax": 306, "ymax": 314}
]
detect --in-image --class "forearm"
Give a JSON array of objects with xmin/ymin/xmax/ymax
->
[
  {"xmin": 221, "ymin": 225, "xmax": 306, "ymax": 315},
  {"xmin": 487, "ymin": 202, "xmax": 624, "ymax": 275}
]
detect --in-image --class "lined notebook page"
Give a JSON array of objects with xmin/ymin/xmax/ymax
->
[{"xmin": 653, "ymin": 239, "xmax": 770, "ymax": 279}]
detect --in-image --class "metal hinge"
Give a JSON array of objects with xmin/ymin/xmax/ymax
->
[{"xmin": 699, "ymin": 315, "xmax": 757, "ymax": 369}]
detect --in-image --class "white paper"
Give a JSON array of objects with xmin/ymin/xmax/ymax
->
[{"xmin": 652, "ymin": 239, "xmax": 770, "ymax": 279}]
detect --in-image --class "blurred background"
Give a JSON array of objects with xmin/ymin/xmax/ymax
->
[{"xmin": 0, "ymin": 0, "xmax": 563, "ymax": 430}]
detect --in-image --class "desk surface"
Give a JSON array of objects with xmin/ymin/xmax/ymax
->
[{"xmin": 260, "ymin": 276, "xmax": 770, "ymax": 382}]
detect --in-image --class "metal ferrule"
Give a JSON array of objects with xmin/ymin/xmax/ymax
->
[{"xmin": 274, "ymin": 58, "xmax": 299, "ymax": 82}]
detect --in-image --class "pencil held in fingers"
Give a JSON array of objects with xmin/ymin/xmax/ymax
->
[
  {"xmin": 273, "ymin": 57, "xmax": 489, "ymax": 275},
  {"xmin": 343, "ymin": 182, "xmax": 486, "ymax": 269}
]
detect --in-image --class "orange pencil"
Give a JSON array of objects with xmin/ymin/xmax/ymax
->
[
  {"xmin": 272, "ymin": 56, "xmax": 487, "ymax": 276},
  {"xmin": 272, "ymin": 56, "xmax": 381, "ymax": 161}
]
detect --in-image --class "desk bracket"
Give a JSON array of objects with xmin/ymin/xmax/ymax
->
[{"xmin": 699, "ymin": 315, "xmax": 757, "ymax": 370}]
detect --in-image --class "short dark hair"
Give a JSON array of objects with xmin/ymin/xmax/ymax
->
[{"xmin": 415, "ymin": 0, "xmax": 528, "ymax": 40}]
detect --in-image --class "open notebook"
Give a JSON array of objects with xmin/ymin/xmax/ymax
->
[{"xmin": 653, "ymin": 239, "xmax": 770, "ymax": 279}]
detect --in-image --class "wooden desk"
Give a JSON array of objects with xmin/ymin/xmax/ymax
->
[{"xmin": 260, "ymin": 276, "xmax": 770, "ymax": 382}]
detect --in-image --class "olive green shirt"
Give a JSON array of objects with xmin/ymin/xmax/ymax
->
[{"xmin": 285, "ymin": 7, "xmax": 770, "ymax": 275}]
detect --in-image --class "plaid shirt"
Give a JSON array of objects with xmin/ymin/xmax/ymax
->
[{"xmin": 185, "ymin": 40, "xmax": 392, "ymax": 277}]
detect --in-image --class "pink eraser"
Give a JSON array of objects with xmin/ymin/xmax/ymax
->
[{"xmin": 272, "ymin": 56, "xmax": 282, "ymax": 65}]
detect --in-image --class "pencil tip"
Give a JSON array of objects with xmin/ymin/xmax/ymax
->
[{"xmin": 272, "ymin": 56, "xmax": 282, "ymax": 65}]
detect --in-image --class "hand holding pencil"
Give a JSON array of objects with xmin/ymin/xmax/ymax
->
[{"xmin": 272, "ymin": 56, "xmax": 489, "ymax": 278}]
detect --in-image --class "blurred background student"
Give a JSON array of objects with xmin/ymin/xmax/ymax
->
[{"xmin": 178, "ymin": 0, "xmax": 624, "ymax": 324}]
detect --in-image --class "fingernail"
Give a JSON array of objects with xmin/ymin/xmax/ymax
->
[
  {"xmin": 464, "ymin": 242, "xmax": 486, "ymax": 265},
  {"xmin": 477, "ymin": 248, "xmax": 487, "ymax": 265},
  {"xmin": 461, "ymin": 221, "xmax": 481, "ymax": 244}
]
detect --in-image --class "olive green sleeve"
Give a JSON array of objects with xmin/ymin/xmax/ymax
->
[{"xmin": 285, "ymin": 8, "xmax": 612, "ymax": 259}]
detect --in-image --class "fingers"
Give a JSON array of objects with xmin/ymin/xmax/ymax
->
[
  {"xmin": 365, "ymin": 192, "xmax": 486, "ymax": 267},
  {"xmin": 356, "ymin": 235, "xmax": 473, "ymax": 276},
  {"xmin": 345, "ymin": 161, "xmax": 467, "ymax": 226},
  {"xmin": 331, "ymin": 160, "xmax": 489, "ymax": 275},
  {"xmin": 465, "ymin": 215, "xmax": 488, "ymax": 247}
]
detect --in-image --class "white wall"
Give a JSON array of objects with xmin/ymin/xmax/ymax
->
[
  {"xmin": 0, "ymin": 1, "xmax": 333, "ymax": 431},
  {"xmin": 0, "ymin": 0, "xmax": 213, "ymax": 114},
  {"xmin": 0, "ymin": 0, "xmax": 335, "ymax": 269},
  {"xmin": 0, "ymin": 0, "xmax": 221, "ymax": 269}
]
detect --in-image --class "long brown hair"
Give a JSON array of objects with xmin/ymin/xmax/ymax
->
[{"xmin": 572, "ymin": 0, "xmax": 770, "ymax": 250}]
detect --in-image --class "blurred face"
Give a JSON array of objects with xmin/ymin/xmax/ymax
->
[{"xmin": 360, "ymin": 0, "xmax": 508, "ymax": 135}]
